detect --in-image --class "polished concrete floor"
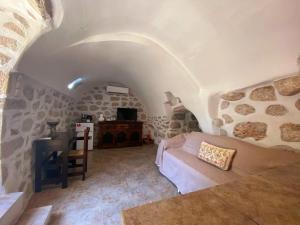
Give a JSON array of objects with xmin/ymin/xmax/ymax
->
[{"xmin": 29, "ymin": 145, "xmax": 178, "ymax": 225}]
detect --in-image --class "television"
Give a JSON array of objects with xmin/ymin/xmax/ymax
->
[{"xmin": 117, "ymin": 108, "xmax": 137, "ymax": 121}]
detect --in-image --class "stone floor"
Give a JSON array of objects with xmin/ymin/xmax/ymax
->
[{"xmin": 29, "ymin": 145, "xmax": 178, "ymax": 225}]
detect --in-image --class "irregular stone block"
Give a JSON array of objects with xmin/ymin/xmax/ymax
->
[
  {"xmin": 220, "ymin": 101, "xmax": 230, "ymax": 110},
  {"xmin": 77, "ymin": 105, "xmax": 88, "ymax": 111},
  {"xmin": 0, "ymin": 71, "xmax": 9, "ymax": 96},
  {"xmin": 4, "ymin": 98, "xmax": 27, "ymax": 110},
  {"xmin": 13, "ymin": 13, "xmax": 30, "ymax": 28},
  {"xmin": 53, "ymin": 91, "xmax": 60, "ymax": 97},
  {"xmin": 170, "ymin": 121, "xmax": 181, "ymax": 129},
  {"xmin": 37, "ymin": 111, "xmax": 45, "ymax": 120},
  {"xmin": 221, "ymin": 91, "xmax": 245, "ymax": 101},
  {"xmin": 0, "ymin": 52, "xmax": 10, "ymax": 65},
  {"xmin": 22, "ymin": 118, "xmax": 33, "ymax": 132},
  {"xmin": 250, "ymin": 86, "xmax": 276, "ymax": 101},
  {"xmin": 233, "ymin": 122, "xmax": 267, "ymax": 140},
  {"xmin": 110, "ymin": 96, "xmax": 120, "ymax": 101},
  {"xmin": 140, "ymin": 113, "xmax": 146, "ymax": 120},
  {"xmin": 167, "ymin": 131, "xmax": 179, "ymax": 138},
  {"xmin": 222, "ymin": 114, "xmax": 234, "ymax": 124},
  {"xmin": 23, "ymin": 85, "xmax": 34, "ymax": 101},
  {"xmin": 4, "ymin": 22, "xmax": 25, "ymax": 37},
  {"xmin": 235, "ymin": 104, "xmax": 255, "ymax": 115},
  {"xmin": 265, "ymin": 104, "xmax": 288, "ymax": 116},
  {"xmin": 188, "ymin": 121, "xmax": 199, "ymax": 129},
  {"xmin": 32, "ymin": 101, "xmax": 40, "ymax": 110},
  {"xmin": 295, "ymin": 99, "xmax": 300, "ymax": 110},
  {"xmin": 0, "ymin": 36, "xmax": 18, "ymax": 51},
  {"xmin": 12, "ymin": 112, "xmax": 22, "ymax": 119},
  {"xmin": 112, "ymin": 102, "xmax": 119, "ymax": 107},
  {"xmin": 90, "ymin": 105, "xmax": 99, "ymax": 111},
  {"xmin": 37, "ymin": 89, "xmax": 45, "ymax": 97},
  {"xmin": 171, "ymin": 113, "xmax": 185, "ymax": 120},
  {"xmin": 274, "ymin": 75, "xmax": 300, "ymax": 96},
  {"xmin": 1, "ymin": 136, "xmax": 24, "ymax": 158},
  {"xmin": 50, "ymin": 110, "xmax": 60, "ymax": 117},
  {"xmin": 45, "ymin": 95, "xmax": 52, "ymax": 104},
  {"xmin": 82, "ymin": 95, "xmax": 92, "ymax": 101},
  {"xmin": 280, "ymin": 123, "xmax": 300, "ymax": 142},
  {"xmin": 94, "ymin": 94, "xmax": 103, "ymax": 100},
  {"xmin": 212, "ymin": 118, "xmax": 223, "ymax": 128}
]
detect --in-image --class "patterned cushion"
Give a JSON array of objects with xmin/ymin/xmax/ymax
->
[{"xmin": 198, "ymin": 142, "xmax": 236, "ymax": 170}]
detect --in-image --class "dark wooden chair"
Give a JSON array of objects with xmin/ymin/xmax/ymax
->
[{"xmin": 68, "ymin": 127, "xmax": 89, "ymax": 180}]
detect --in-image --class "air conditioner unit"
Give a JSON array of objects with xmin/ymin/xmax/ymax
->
[{"xmin": 106, "ymin": 85, "xmax": 129, "ymax": 94}]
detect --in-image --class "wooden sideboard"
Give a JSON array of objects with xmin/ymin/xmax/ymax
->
[{"xmin": 98, "ymin": 121, "xmax": 143, "ymax": 148}]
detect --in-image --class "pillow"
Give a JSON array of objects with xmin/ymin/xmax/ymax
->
[{"xmin": 198, "ymin": 142, "xmax": 236, "ymax": 170}]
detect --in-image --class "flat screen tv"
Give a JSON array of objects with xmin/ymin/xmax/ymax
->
[{"xmin": 117, "ymin": 108, "xmax": 137, "ymax": 121}]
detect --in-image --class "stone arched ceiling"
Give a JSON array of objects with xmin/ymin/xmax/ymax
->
[{"xmin": 16, "ymin": 0, "xmax": 300, "ymax": 132}]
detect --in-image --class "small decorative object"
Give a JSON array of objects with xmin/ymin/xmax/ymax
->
[
  {"xmin": 47, "ymin": 121, "xmax": 59, "ymax": 138},
  {"xmin": 143, "ymin": 131, "xmax": 154, "ymax": 144},
  {"xmin": 99, "ymin": 113, "xmax": 105, "ymax": 121}
]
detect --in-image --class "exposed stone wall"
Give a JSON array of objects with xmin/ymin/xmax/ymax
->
[
  {"xmin": 73, "ymin": 86, "xmax": 148, "ymax": 147},
  {"xmin": 0, "ymin": 73, "xmax": 75, "ymax": 200},
  {"xmin": 147, "ymin": 115, "xmax": 170, "ymax": 144},
  {"xmin": 166, "ymin": 111, "xmax": 201, "ymax": 138},
  {"xmin": 0, "ymin": 2, "xmax": 49, "ymax": 97},
  {"xmin": 0, "ymin": 0, "xmax": 51, "ymax": 193},
  {"xmin": 148, "ymin": 111, "xmax": 201, "ymax": 144},
  {"xmin": 216, "ymin": 74, "xmax": 300, "ymax": 152}
]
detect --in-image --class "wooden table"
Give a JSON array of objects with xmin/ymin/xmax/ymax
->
[
  {"xmin": 34, "ymin": 132, "xmax": 74, "ymax": 192},
  {"xmin": 122, "ymin": 161, "xmax": 300, "ymax": 225}
]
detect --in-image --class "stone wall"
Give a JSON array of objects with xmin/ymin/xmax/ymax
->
[
  {"xmin": 0, "ymin": 0, "xmax": 51, "ymax": 194},
  {"xmin": 147, "ymin": 115, "xmax": 170, "ymax": 144},
  {"xmin": 0, "ymin": 1, "xmax": 49, "ymax": 97},
  {"xmin": 166, "ymin": 111, "xmax": 201, "ymax": 138},
  {"xmin": 147, "ymin": 111, "xmax": 201, "ymax": 144},
  {"xmin": 73, "ymin": 86, "xmax": 148, "ymax": 146},
  {"xmin": 0, "ymin": 73, "xmax": 75, "ymax": 200},
  {"xmin": 215, "ymin": 74, "xmax": 300, "ymax": 151}
]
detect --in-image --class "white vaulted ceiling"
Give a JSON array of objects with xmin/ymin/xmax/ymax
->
[{"xmin": 17, "ymin": 0, "xmax": 300, "ymax": 132}]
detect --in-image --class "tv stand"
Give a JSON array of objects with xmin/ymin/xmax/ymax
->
[{"xmin": 98, "ymin": 121, "xmax": 143, "ymax": 149}]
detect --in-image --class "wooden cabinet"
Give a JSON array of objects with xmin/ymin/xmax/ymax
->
[{"xmin": 98, "ymin": 121, "xmax": 143, "ymax": 148}]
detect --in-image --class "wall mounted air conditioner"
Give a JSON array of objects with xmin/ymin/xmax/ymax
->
[{"xmin": 106, "ymin": 85, "xmax": 129, "ymax": 94}]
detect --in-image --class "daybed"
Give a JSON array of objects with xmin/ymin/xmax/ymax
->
[{"xmin": 156, "ymin": 132, "xmax": 300, "ymax": 194}]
